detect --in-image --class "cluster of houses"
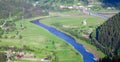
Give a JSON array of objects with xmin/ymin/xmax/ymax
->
[
  {"xmin": 59, "ymin": 2, "xmax": 116, "ymax": 11},
  {"xmin": 0, "ymin": 46, "xmax": 51, "ymax": 62},
  {"xmin": 59, "ymin": 1, "xmax": 102, "ymax": 10},
  {"xmin": 59, "ymin": 5, "xmax": 89, "ymax": 10}
]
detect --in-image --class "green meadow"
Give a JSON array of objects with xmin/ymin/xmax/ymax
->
[
  {"xmin": 41, "ymin": 15, "xmax": 105, "ymax": 58},
  {"xmin": 0, "ymin": 19, "xmax": 83, "ymax": 62}
]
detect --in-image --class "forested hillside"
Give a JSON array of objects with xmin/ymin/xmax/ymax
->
[
  {"xmin": 91, "ymin": 12, "xmax": 120, "ymax": 56},
  {"xmin": 0, "ymin": 0, "xmax": 48, "ymax": 19},
  {"xmin": 100, "ymin": 0, "xmax": 120, "ymax": 9}
]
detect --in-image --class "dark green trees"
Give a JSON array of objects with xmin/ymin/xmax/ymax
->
[
  {"xmin": 97, "ymin": 56, "xmax": 120, "ymax": 62},
  {"xmin": 91, "ymin": 12, "xmax": 120, "ymax": 56}
]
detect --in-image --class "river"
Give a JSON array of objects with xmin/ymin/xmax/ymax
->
[{"xmin": 31, "ymin": 20, "xmax": 96, "ymax": 62}]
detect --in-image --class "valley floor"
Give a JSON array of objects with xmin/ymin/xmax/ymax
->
[
  {"xmin": 41, "ymin": 15, "xmax": 105, "ymax": 59},
  {"xmin": 0, "ymin": 18, "xmax": 83, "ymax": 62}
]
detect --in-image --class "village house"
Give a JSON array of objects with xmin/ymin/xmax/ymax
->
[{"xmin": 59, "ymin": 5, "xmax": 67, "ymax": 9}]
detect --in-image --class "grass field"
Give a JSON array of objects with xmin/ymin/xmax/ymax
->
[
  {"xmin": 0, "ymin": 18, "xmax": 83, "ymax": 62},
  {"xmin": 41, "ymin": 15, "xmax": 105, "ymax": 59}
]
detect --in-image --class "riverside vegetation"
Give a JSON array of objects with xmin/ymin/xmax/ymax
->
[
  {"xmin": 41, "ymin": 15, "xmax": 105, "ymax": 59},
  {"xmin": 0, "ymin": 18, "xmax": 83, "ymax": 62}
]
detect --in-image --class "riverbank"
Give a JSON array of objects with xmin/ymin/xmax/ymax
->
[
  {"xmin": 0, "ymin": 18, "xmax": 83, "ymax": 62},
  {"xmin": 32, "ymin": 20, "xmax": 95, "ymax": 62},
  {"xmin": 40, "ymin": 21, "xmax": 102, "ymax": 60},
  {"xmin": 41, "ymin": 16, "xmax": 105, "ymax": 60}
]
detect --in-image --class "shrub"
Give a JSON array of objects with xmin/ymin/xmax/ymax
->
[
  {"xmin": 10, "ymin": 36, "xmax": 15, "ymax": 39},
  {"xmin": 0, "ymin": 52, "xmax": 7, "ymax": 62},
  {"xmin": 4, "ymin": 35, "xmax": 8, "ymax": 39},
  {"xmin": 19, "ymin": 35, "xmax": 23, "ymax": 39}
]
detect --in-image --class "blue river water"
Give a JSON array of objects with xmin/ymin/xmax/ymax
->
[{"xmin": 31, "ymin": 20, "xmax": 96, "ymax": 62}]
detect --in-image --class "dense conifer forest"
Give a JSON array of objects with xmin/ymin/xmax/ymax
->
[
  {"xmin": 91, "ymin": 13, "xmax": 120, "ymax": 58},
  {"xmin": 100, "ymin": 0, "xmax": 120, "ymax": 9}
]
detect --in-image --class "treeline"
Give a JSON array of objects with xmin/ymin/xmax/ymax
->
[
  {"xmin": 91, "ymin": 12, "xmax": 120, "ymax": 57},
  {"xmin": 97, "ymin": 56, "xmax": 120, "ymax": 62},
  {"xmin": 28, "ymin": 0, "xmax": 80, "ymax": 5}
]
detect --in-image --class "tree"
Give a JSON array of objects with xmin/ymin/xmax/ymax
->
[
  {"xmin": 91, "ymin": 12, "xmax": 120, "ymax": 56},
  {"xmin": 0, "ymin": 28, "xmax": 4, "ymax": 38},
  {"xmin": 0, "ymin": 52, "xmax": 7, "ymax": 62},
  {"xmin": 117, "ymin": 48, "xmax": 120, "ymax": 57}
]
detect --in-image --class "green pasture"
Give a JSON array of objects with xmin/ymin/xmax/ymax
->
[
  {"xmin": 42, "ymin": 15, "xmax": 105, "ymax": 58},
  {"xmin": 0, "ymin": 18, "xmax": 83, "ymax": 62}
]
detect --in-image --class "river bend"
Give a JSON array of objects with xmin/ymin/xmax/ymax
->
[{"xmin": 31, "ymin": 20, "xmax": 96, "ymax": 62}]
